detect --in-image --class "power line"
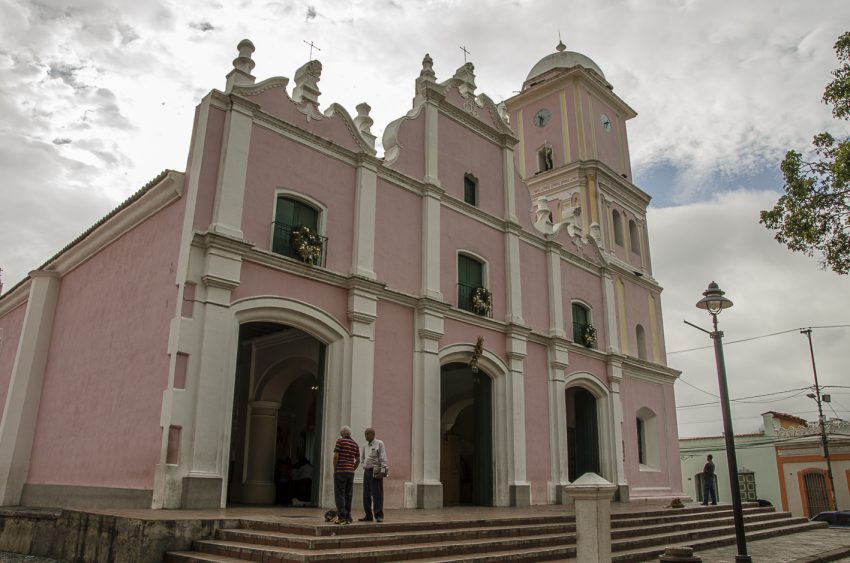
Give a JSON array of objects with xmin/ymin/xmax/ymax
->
[
  {"xmin": 668, "ymin": 324, "xmax": 850, "ymax": 355},
  {"xmin": 677, "ymin": 387, "xmax": 809, "ymax": 409}
]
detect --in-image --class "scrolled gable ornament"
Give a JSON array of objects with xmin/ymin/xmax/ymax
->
[
  {"xmin": 291, "ymin": 225, "xmax": 323, "ymax": 265},
  {"xmin": 583, "ymin": 324, "xmax": 597, "ymax": 348},
  {"xmin": 471, "ymin": 286, "xmax": 492, "ymax": 316}
]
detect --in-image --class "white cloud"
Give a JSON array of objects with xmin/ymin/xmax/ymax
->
[{"xmin": 650, "ymin": 191, "xmax": 850, "ymax": 437}]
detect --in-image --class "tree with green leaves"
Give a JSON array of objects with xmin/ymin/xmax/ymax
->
[{"xmin": 760, "ymin": 31, "xmax": 850, "ymax": 275}]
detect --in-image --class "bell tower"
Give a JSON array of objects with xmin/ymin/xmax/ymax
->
[{"xmin": 506, "ymin": 41, "xmax": 651, "ymax": 274}]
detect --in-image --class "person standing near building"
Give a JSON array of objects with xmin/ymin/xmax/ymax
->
[
  {"xmin": 701, "ymin": 454, "xmax": 717, "ymax": 505},
  {"xmin": 360, "ymin": 427, "xmax": 389, "ymax": 522},
  {"xmin": 333, "ymin": 426, "xmax": 360, "ymax": 524}
]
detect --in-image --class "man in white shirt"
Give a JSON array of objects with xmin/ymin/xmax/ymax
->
[{"xmin": 359, "ymin": 427, "xmax": 388, "ymax": 522}]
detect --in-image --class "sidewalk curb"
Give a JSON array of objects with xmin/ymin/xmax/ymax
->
[{"xmin": 788, "ymin": 545, "xmax": 850, "ymax": 563}]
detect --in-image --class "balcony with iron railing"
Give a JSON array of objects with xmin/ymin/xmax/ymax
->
[
  {"xmin": 272, "ymin": 222, "xmax": 328, "ymax": 266},
  {"xmin": 457, "ymin": 282, "xmax": 493, "ymax": 317}
]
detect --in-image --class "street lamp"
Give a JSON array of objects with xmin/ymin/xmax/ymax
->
[{"xmin": 695, "ymin": 281, "xmax": 751, "ymax": 563}]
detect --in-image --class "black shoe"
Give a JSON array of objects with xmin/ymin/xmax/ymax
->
[
  {"xmin": 376, "ymin": 516, "xmax": 383, "ymax": 522},
  {"xmin": 358, "ymin": 517, "xmax": 373, "ymax": 522},
  {"xmin": 710, "ymin": 502, "xmax": 717, "ymax": 505},
  {"xmin": 701, "ymin": 502, "xmax": 708, "ymax": 506}
]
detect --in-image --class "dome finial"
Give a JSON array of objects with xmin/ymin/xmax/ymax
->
[{"xmin": 556, "ymin": 39, "xmax": 566, "ymax": 52}]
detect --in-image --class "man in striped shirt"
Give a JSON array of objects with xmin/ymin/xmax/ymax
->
[{"xmin": 332, "ymin": 425, "xmax": 360, "ymax": 524}]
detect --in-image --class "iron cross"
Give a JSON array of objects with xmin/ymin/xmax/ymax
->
[
  {"xmin": 460, "ymin": 45, "xmax": 470, "ymax": 63},
  {"xmin": 303, "ymin": 40, "xmax": 321, "ymax": 59}
]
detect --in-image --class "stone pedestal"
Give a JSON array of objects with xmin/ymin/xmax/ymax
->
[{"xmin": 565, "ymin": 473, "xmax": 617, "ymax": 563}]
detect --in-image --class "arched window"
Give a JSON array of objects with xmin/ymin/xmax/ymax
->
[
  {"xmin": 272, "ymin": 196, "xmax": 326, "ymax": 265},
  {"xmin": 629, "ymin": 219, "xmax": 641, "ymax": 255},
  {"xmin": 636, "ymin": 407, "xmax": 658, "ymax": 469},
  {"xmin": 612, "ymin": 210, "xmax": 624, "ymax": 246},
  {"xmin": 537, "ymin": 144, "xmax": 554, "ymax": 172},
  {"xmin": 571, "ymin": 303, "xmax": 594, "ymax": 347},
  {"xmin": 457, "ymin": 254, "xmax": 490, "ymax": 316},
  {"xmin": 636, "ymin": 324, "xmax": 647, "ymax": 360}
]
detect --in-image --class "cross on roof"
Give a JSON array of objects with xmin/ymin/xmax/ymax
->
[
  {"xmin": 460, "ymin": 45, "xmax": 470, "ymax": 64},
  {"xmin": 303, "ymin": 40, "xmax": 321, "ymax": 60}
]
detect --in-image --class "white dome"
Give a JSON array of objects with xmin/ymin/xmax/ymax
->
[{"xmin": 526, "ymin": 42, "xmax": 605, "ymax": 82}]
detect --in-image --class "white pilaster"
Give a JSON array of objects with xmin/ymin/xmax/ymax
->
[
  {"xmin": 423, "ymin": 102, "xmax": 441, "ymax": 187},
  {"xmin": 409, "ymin": 306, "xmax": 444, "ymax": 508},
  {"xmin": 210, "ymin": 97, "xmax": 257, "ymax": 239},
  {"xmin": 504, "ymin": 226, "xmax": 524, "ymax": 325},
  {"xmin": 607, "ymin": 359, "xmax": 628, "ymax": 498},
  {"xmin": 505, "ymin": 330, "xmax": 531, "ymax": 506},
  {"xmin": 0, "ymin": 271, "xmax": 60, "ymax": 505},
  {"xmin": 421, "ymin": 186, "xmax": 443, "ymax": 301},
  {"xmin": 547, "ymin": 339, "xmax": 570, "ymax": 503},
  {"xmin": 546, "ymin": 239, "xmax": 565, "ymax": 339},
  {"xmin": 351, "ymin": 157, "xmax": 378, "ymax": 279},
  {"xmin": 240, "ymin": 400, "xmax": 280, "ymax": 504},
  {"xmin": 602, "ymin": 272, "xmax": 620, "ymax": 354},
  {"xmin": 502, "ymin": 146, "xmax": 518, "ymax": 223},
  {"xmin": 348, "ymin": 287, "xmax": 377, "ymax": 437}
]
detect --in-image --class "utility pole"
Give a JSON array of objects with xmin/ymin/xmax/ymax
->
[{"xmin": 801, "ymin": 328, "xmax": 837, "ymax": 511}]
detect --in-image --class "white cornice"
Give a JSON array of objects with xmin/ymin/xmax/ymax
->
[{"xmin": 622, "ymin": 357, "xmax": 680, "ymax": 385}]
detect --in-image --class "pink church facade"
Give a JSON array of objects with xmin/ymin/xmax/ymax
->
[{"xmin": 0, "ymin": 39, "xmax": 684, "ymax": 510}]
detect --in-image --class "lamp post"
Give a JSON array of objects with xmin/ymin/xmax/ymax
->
[{"xmin": 695, "ymin": 282, "xmax": 751, "ymax": 563}]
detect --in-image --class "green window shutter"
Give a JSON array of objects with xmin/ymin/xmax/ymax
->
[
  {"xmin": 274, "ymin": 197, "xmax": 320, "ymax": 258},
  {"xmin": 458, "ymin": 255, "xmax": 483, "ymax": 312},
  {"xmin": 572, "ymin": 303, "xmax": 589, "ymax": 345}
]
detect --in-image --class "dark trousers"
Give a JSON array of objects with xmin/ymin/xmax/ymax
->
[
  {"xmin": 363, "ymin": 468, "xmax": 384, "ymax": 519},
  {"xmin": 703, "ymin": 476, "xmax": 717, "ymax": 504},
  {"xmin": 334, "ymin": 472, "xmax": 354, "ymax": 519}
]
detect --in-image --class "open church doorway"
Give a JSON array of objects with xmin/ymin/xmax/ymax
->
[
  {"xmin": 227, "ymin": 321, "xmax": 326, "ymax": 506},
  {"xmin": 566, "ymin": 386, "xmax": 601, "ymax": 481},
  {"xmin": 439, "ymin": 362, "xmax": 493, "ymax": 506}
]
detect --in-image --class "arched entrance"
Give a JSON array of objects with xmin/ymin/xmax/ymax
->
[
  {"xmin": 566, "ymin": 386, "xmax": 600, "ymax": 481},
  {"xmin": 227, "ymin": 321, "xmax": 326, "ymax": 506},
  {"xmin": 439, "ymin": 362, "xmax": 493, "ymax": 506}
]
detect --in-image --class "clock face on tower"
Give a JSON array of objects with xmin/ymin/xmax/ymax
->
[
  {"xmin": 534, "ymin": 108, "xmax": 550, "ymax": 128},
  {"xmin": 600, "ymin": 113, "xmax": 612, "ymax": 132}
]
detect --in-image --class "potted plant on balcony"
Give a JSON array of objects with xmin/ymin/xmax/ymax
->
[
  {"xmin": 471, "ymin": 287, "xmax": 492, "ymax": 316},
  {"xmin": 291, "ymin": 225, "xmax": 322, "ymax": 265},
  {"xmin": 583, "ymin": 324, "xmax": 597, "ymax": 348}
]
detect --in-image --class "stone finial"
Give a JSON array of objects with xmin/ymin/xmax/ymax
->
[
  {"xmin": 452, "ymin": 62, "xmax": 476, "ymax": 97},
  {"xmin": 354, "ymin": 102, "xmax": 377, "ymax": 150},
  {"xmin": 497, "ymin": 101, "xmax": 510, "ymax": 124},
  {"xmin": 420, "ymin": 54, "xmax": 436, "ymax": 82},
  {"xmin": 354, "ymin": 103, "xmax": 374, "ymax": 135},
  {"xmin": 556, "ymin": 39, "xmax": 566, "ymax": 52},
  {"xmin": 226, "ymin": 38, "xmax": 256, "ymax": 92},
  {"xmin": 292, "ymin": 60, "xmax": 322, "ymax": 109},
  {"xmin": 233, "ymin": 39, "xmax": 256, "ymax": 73}
]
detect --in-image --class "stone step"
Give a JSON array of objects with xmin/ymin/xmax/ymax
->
[
  {"xmin": 165, "ymin": 553, "xmax": 246, "ymax": 563},
  {"xmin": 611, "ymin": 504, "xmax": 774, "ymax": 527},
  {"xmin": 217, "ymin": 520, "xmax": 577, "ymax": 549},
  {"xmin": 609, "ymin": 520, "xmax": 827, "ymax": 562},
  {"xmin": 187, "ymin": 530, "xmax": 578, "ymax": 562},
  {"xmin": 613, "ymin": 510, "xmax": 793, "ymax": 539}
]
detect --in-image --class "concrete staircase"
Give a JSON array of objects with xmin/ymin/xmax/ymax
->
[{"xmin": 164, "ymin": 504, "xmax": 826, "ymax": 562}]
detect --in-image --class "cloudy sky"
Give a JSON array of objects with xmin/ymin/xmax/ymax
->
[{"xmin": 1, "ymin": 0, "xmax": 848, "ymax": 437}]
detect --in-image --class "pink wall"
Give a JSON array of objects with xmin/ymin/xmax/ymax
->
[
  {"xmin": 242, "ymin": 88, "xmax": 362, "ymax": 153},
  {"xmin": 27, "ymin": 198, "xmax": 185, "ymax": 490},
  {"xmin": 192, "ymin": 106, "xmax": 225, "ymax": 231},
  {"xmin": 440, "ymin": 208, "xmax": 506, "ymax": 319},
  {"xmin": 523, "ymin": 341, "xmax": 551, "ymax": 504},
  {"xmin": 0, "ymin": 302, "xmax": 27, "ymax": 420},
  {"xmin": 437, "ymin": 114, "xmax": 505, "ymax": 217},
  {"xmin": 518, "ymin": 90, "xmax": 566, "ymax": 171},
  {"xmin": 442, "ymin": 321, "xmax": 507, "ymax": 361},
  {"xmin": 589, "ymin": 94, "xmax": 624, "ymax": 175},
  {"xmin": 374, "ymin": 179, "xmax": 422, "ymax": 295},
  {"xmin": 621, "ymin": 377, "xmax": 681, "ymax": 490},
  {"xmin": 372, "ymin": 301, "xmax": 414, "ymax": 508},
  {"xmin": 561, "ymin": 263, "xmax": 605, "ymax": 348},
  {"xmin": 241, "ymin": 126, "xmax": 357, "ymax": 274},
  {"xmin": 391, "ymin": 111, "xmax": 426, "ymax": 180},
  {"xmin": 232, "ymin": 262, "xmax": 349, "ymax": 329},
  {"xmin": 565, "ymin": 354, "xmax": 608, "ymax": 387},
  {"xmin": 519, "ymin": 241, "xmax": 550, "ymax": 333}
]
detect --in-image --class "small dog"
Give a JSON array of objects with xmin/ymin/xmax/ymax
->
[
  {"xmin": 666, "ymin": 498, "xmax": 685, "ymax": 509},
  {"xmin": 324, "ymin": 509, "xmax": 338, "ymax": 522}
]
